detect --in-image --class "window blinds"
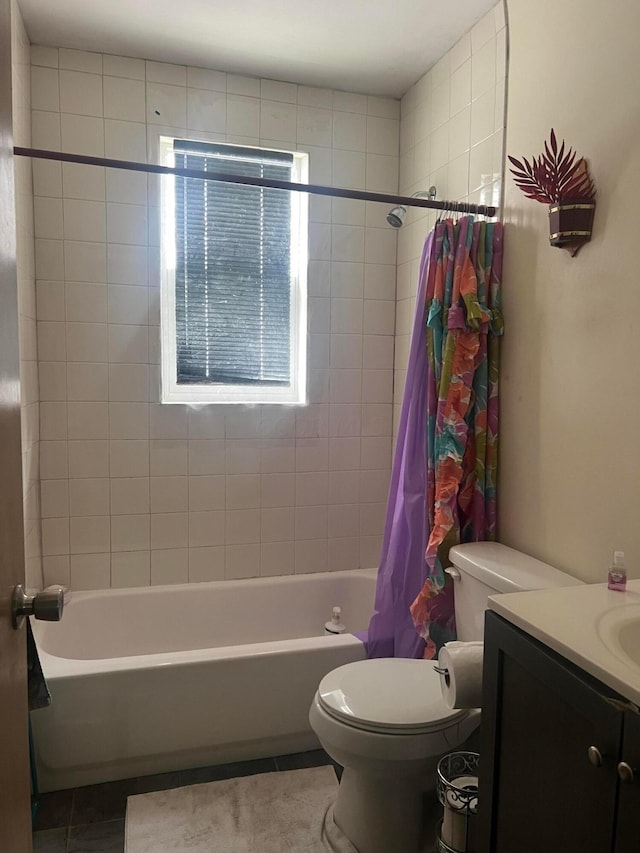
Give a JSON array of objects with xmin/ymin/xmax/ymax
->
[{"xmin": 173, "ymin": 140, "xmax": 294, "ymax": 387}]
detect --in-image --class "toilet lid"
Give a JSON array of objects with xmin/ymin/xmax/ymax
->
[{"xmin": 318, "ymin": 659, "xmax": 467, "ymax": 733}]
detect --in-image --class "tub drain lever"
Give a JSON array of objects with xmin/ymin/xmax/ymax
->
[{"xmin": 12, "ymin": 584, "xmax": 65, "ymax": 629}]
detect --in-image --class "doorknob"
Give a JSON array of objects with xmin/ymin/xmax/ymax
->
[
  {"xmin": 12, "ymin": 584, "xmax": 64, "ymax": 629},
  {"xmin": 587, "ymin": 746, "xmax": 604, "ymax": 767},
  {"xmin": 618, "ymin": 762, "xmax": 636, "ymax": 784}
]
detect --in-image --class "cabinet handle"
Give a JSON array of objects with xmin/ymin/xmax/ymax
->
[
  {"xmin": 587, "ymin": 746, "xmax": 603, "ymax": 767},
  {"xmin": 618, "ymin": 762, "xmax": 635, "ymax": 784}
]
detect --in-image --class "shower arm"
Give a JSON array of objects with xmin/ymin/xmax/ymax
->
[{"xmin": 13, "ymin": 147, "xmax": 497, "ymax": 218}]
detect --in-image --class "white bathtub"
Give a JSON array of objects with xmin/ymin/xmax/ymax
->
[{"xmin": 32, "ymin": 568, "xmax": 376, "ymax": 792}]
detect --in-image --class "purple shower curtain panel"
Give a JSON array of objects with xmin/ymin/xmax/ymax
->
[{"xmin": 361, "ymin": 232, "xmax": 434, "ymax": 659}]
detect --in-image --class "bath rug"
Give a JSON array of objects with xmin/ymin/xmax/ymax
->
[{"xmin": 125, "ymin": 766, "xmax": 358, "ymax": 853}]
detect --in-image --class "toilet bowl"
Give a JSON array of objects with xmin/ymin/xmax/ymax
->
[
  {"xmin": 310, "ymin": 542, "xmax": 583, "ymax": 853},
  {"xmin": 309, "ymin": 658, "xmax": 480, "ymax": 853}
]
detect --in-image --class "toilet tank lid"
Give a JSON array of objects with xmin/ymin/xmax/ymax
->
[{"xmin": 449, "ymin": 542, "xmax": 583, "ymax": 594}]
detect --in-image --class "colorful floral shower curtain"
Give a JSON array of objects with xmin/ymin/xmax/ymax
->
[{"xmin": 364, "ymin": 216, "xmax": 504, "ymax": 660}]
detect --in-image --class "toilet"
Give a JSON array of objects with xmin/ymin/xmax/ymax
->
[{"xmin": 309, "ymin": 542, "xmax": 583, "ymax": 853}]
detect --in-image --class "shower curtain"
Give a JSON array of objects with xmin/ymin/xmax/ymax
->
[{"xmin": 364, "ymin": 216, "xmax": 504, "ymax": 660}]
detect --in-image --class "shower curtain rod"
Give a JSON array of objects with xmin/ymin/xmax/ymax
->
[{"xmin": 13, "ymin": 147, "xmax": 498, "ymax": 217}]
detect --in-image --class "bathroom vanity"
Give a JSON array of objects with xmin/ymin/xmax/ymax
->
[{"xmin": 477, "ymin": 582, "xmax": 640, "ymax": 853}]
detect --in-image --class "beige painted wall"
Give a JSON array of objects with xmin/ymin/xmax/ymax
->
[{"xmin": 500, "ymin": 0, "xmax": 640, "ymax": 581}]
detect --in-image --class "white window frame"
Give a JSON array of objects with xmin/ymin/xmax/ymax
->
[{"xmin": 159, "ymin": 136, "xmax": 308, "ymax": 405}]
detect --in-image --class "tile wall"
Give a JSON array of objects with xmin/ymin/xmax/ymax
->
[
  {"xmin": 12, "ymin": 0, "xmax": 41, "ymax": 590},
  {"xmin": 393, "ymin": 2, "xmax": 507, "ymax": 432},
  {"xmin": 29, "ymin": 47, "xmax": 399, "ymax": 589}
]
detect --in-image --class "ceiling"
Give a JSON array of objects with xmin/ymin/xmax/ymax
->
[{"xmin": 19, "ymin": 0, "xmax": 498, "ymax": 98}]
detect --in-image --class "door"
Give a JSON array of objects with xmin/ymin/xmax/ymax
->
[
  {"xmin": 0, "ymin": 0, "xmax": 32, "ymax": 849},
  {"xmin": 615, "ymin": 710, "xmax": 640, "ymax": 852},
  {"xmin": 479, "ymin": 612, "xmax": 623, "ymax": 853}
]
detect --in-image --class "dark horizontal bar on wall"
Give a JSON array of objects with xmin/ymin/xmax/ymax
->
[{"xmin": 13, "ymin": 146, "xmax": 498, "ymax": 217}]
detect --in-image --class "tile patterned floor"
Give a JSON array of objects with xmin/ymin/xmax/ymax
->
[
  {"xmin": 32, "ymin": 750, "xmax": 342, "ymax": 853},
  {"xmin": 33, "ymin": 750, "xmax": 441, "ymax": 852}
]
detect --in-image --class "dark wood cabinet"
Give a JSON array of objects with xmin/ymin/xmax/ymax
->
[
  {"xmin": 615, "ymin": 709, "xmax": 640, "ymax": 851},
  {"xmin": 478, "ymin": 611, "xmax": 640, "ymax": 853}
]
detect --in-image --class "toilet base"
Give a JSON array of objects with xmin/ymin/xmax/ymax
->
[{"xmin": 333, "ymin": 765, "xmax": 427, "ymax": 853}]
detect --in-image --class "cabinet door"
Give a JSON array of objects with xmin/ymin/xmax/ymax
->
[
  {"xmin": 615, "ymin": 710, "xmax": 640, "ymax": 852},
  {"xmin": 479, "ymin": 612, "xmax": 623, "ymax": 853}
]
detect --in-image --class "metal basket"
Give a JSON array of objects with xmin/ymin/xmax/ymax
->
[{"xmin": 435, "ymin": 752, "xmax": 480, "ymax": 853}]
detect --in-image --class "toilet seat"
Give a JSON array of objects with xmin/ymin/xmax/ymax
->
[{"xmin": 317, "ymin": 658, "xmax": 467, "ymax": 736}]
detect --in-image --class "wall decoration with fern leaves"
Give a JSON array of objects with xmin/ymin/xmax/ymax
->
[{"xmin": 509, "ymin": 129, "xmax": 596, "ymax": 256}]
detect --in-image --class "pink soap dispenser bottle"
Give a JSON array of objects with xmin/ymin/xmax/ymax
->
[{"xmin": 608, "ymin": 550, "xmax": 627, "ymax": 591}]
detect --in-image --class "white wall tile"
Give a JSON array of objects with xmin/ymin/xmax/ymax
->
[
  {"xmin": 64, "ymin": 241, "xmax": 107, "ymax": 282},
  {"xmin": 40, "ymin": 480, "xmax": 69, "ymax": 518},
  {"xmin": 149, "ymin": 475, "xmax": 188, "ymax": 513},
  {"xmin": 67, "ymin": 362, "xmax": 108, "ymax": 400},
  {"xmin": 111, "ymin": 550, "xmax": 150, "ymax": 587},
  {"xmin": 69, "ymin": 478, "xmax": 110, "ymax": 516},
  {"xmin": 111, "ymin": 477, "xmax": 150, "ymax": 515},
  {"xmin": 104, "ymin": 119, "xmax": 147, "ymax": 161},
  {"xmin": 260, "ymin": 79, "xmax": 297, "ymax": 103},
  {"xmin": 62, "ymin": 163, "xmax": 105, "ymax": 201},
  {"xmin": 151, "ymin": 548, "xmax": 189, "ymax": 584},
  {"xmin": 110, "ymin": 513, "xmax": 150, "ymax": 551},
  {"xmin": 70, "ymin": 553, "xmax": 111, "ymax": 590},
  {"xmin": 61, "ymin": 114, "xmax": 104, "ymax": 156},
  {"xmin": 103, "ymin": 54, "xmax": 145, "ymax": 80},
  {"xmin": 365, "ymin": 154, "xmax": 399, "ymax": 193},
  {"xmin": 366, "ymin": 116, "xmax": 399, "ymax": 156},
  {"xmin": 31, "ymin": 45, "xmax": 59, "ymax": 69},
  {"xmin": 66, "ymin": 322, "xmax": 108, "ymax": 362},
  {"xmin": 472, "ymin": 39, "xmax": 497, "ymax": 100},
  {"xmin": 262, "ymin": 473, "xmax": 295, "ymax": 507},
  {"xmin": 103, "ymin": 76, "xmax": 146, "ymax": 122},
  {"xmin": 188, "ymin": 475, "xmax": 225, "ymax": 511},
  {"xmin": 110, "ymin": 439, "xmax": 149, "ymax": 477},
  {"xmin": 226, "ymin": 95, "xmax": 260, "ymax": 136},
  {"xmin": 31, "ymin": 66, "xmax": 59, "ymax": 112},
  {"xmin": 68, "ymin": 440, "xmax": 109, "ymax": 478},
  {"xmin": 42, "ymin": 517, "xmax": 69, "ymax": 556},
  {"xmin": 187, "ymin": 66, "xmax": 225, "ymax": 92},
  {"xmin": 40, "ymin": 401, "xmax": 67, "ymax": 440},
  {"xmin": 260, "ymin": 99, "xmax": 296, "ymax": 141},
  {"xmin": 32, "ymin": 110, "xmax": 61, "ymax": 150},
  {"xmin": 332, "ymin": 91, "xmax": 367, "ymax": 114},
  {"xmin": 70, "ymin": 515, "xmax": 110, "ymax": 554},
  {"xmin": 67, "ymin": 402, "xmax": 108, "ymax": 439},
  {"xmin": 147, "ymin": 82, "xmax": 187, "ymax": 127},
  {"xmin": 470, "ymin": 88, "xmax": 496, "ymax": 147},
  {"xmin": 150, "ymin": 439, "xmax": 187, "ymax": 476},
  {"xmin": 227, "ymin": 74, "xmax": 260, "ymax": 97},
  {"xmin": 59, "ymin": 70, "xmax": 103, "ymax": 117},
  {"xmin": 471, "ymin": 11, "xmax": 497, "ymax": 52},
  {"xmin": 59, "ymin": 49, "xmax": 101, "ymax": 74},
  {"xmin": 33, "ymin": 159, "xmax": 63, "ymax": 197},
  {"xmin": 260, "ymin": 541, "xmax": 293, "ymax": 577},
  {"xmin": 297, "ymin": 106, "xmax": 332, "ymax": 147},
  {"xmin": 187, "ymin": 88, "xmax": 226, "ymax": 132},
  {"xmin": 189, "ymin": 545, "xmax": 225, "ymax": 582},
  {"xmin": 295, "ymin": 538, "xmax": 327, "ymax": 574},
  {"xmin": 37, "ymin": 321, "xmax": 65, "ymax": 361}
]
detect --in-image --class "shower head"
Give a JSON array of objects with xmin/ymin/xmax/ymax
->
[
  {"xmin": 386, "ymin": 186, "xmax": 437, "ymax": 228},
  {"xmin": 386, "ymin": 206, "xmax": 407, "ymax": 228}
]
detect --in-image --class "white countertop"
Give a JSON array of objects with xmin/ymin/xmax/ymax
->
[{"xmin": 488, "ymin": 579, "xmax": 640, "ymax": 708}]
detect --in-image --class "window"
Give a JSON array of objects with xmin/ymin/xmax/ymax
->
[{"xmin": 160, "ymin": 137, "xmax": 308, "ymax": 404}]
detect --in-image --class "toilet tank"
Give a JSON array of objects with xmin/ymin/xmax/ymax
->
[{"xmin": 448, "ymin": 542, "xmax": 583, "ymax": 642}]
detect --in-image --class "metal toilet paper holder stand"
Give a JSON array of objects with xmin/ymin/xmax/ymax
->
[{"xmin": 436, "ymin": 751, "xmax": 480, "ymax": 853}]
